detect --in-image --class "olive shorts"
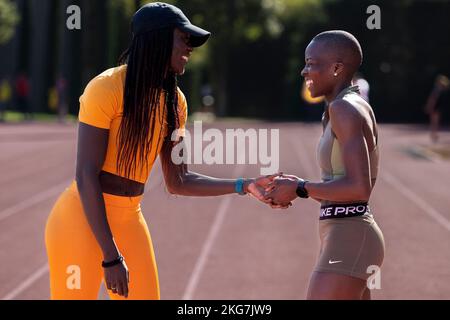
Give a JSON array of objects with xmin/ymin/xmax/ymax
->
[{"xmin": 314, "ymin": 214, "xmax": 385, "ymax": 280}]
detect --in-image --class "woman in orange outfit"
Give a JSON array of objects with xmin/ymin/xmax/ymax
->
[{"xmin": 45, "ymin": 3, "xmax": 276, "ymax": 300}]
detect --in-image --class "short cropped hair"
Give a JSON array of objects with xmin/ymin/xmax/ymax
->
[{"xmin": 313, "ymin": 30, "xmax": 363, "ymax": 70}]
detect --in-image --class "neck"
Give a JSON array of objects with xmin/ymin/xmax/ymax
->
[{"xmin": 325, "ymin": 80, "xmax": 353, "ymax": 104}]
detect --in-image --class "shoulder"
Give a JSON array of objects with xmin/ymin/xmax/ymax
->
[
  {"xmin": 328, "ymin": 99, "xmax": 364, "ymax": 136},
  {"xmin": 81, "ymin": 66, "xmax": 125, "ymax": 105},
  {"xmin": 177, "ymin": 87, "xmax": 187, "ymax": 103},
  {"xmin": 78, "ymin": 67, "xmax": 126, "ymax": 128},
  {"xmin": 176, "ymin": 87, "xmax": 188, "ymax": 112},
  {"xmin": 85, "ymin": 66, "xmax": 125, "ymax": 92},
  {"xmin": 329, "ymin": 98, "xmax": 362, "ymax": 123}
]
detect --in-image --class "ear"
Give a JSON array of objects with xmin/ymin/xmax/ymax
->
[{"xmin": 333, "ymin": 62, "xmax": 344, "ymax": 76}]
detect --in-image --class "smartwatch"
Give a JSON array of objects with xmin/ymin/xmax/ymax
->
[
  {"xmin": 235, "ymin": 178, "xmax": 246, "ymax": 195},
  {"xmin": 296, "ymin": 180, "xmax": 309, "ymax": 198}
]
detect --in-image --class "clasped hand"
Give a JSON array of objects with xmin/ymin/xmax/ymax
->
[{"xmin": 246, "ymin": 173, "xmax": 305, "ymax": 209}]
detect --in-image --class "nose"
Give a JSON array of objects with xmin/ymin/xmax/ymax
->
[{"xmin": 300, "ymin": 66, "xmax": 307, "ymax": 77}]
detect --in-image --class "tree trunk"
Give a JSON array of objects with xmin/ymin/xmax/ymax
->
[
  {"xmin": 29, "ymin": 0, "xmax": 53, "ymax": 115},
  {"xmin": 214, "ymin": 59, "xmax": 228, "ymax": 117},
  {"xmin": 213, "ymin": 0, "xmax": 235, "ymax": 117},
  {"xmin": 81, "ymin": 0, "xmax": 108, "ymax": 85},
  {"xmin": 57, "ymin": 0, "xmax": 81, "ymax": 122}
]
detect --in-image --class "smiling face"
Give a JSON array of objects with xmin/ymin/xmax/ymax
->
[
  {"xmin": 301, "ymin": 40, "xmax": 342, "ymax": 98},
  {"xmin": 170, "ymin": 28, "xmax": 193, "ymax": 75}
]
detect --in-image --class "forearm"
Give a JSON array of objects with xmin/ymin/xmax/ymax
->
[
  {"xmin": 161, "ymin": 140, "xmax": 249, "ymax": 197},
  {"xmin": 306, "ymin": 178, "xmax": 370, "ymax": 202},
  {"xmin": 76, "ymin": 175, "xmax": 119, "ymax": 260},
  {"xmin": 171, "ymin": 171, "xmax": 249, "ymax": 197}
]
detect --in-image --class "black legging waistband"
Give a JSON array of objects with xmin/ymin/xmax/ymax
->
[{"xmin": 320, "ymin": 202, "xmax": 370, "ymax": 220}]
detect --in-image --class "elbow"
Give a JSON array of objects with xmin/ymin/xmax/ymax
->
[
  {"xmin": 166, "ymin": 183, "xmax": 179, "ymax": 195},
  {"xmin": 166, "ymin": 177, "xmax": 184, "ymax": 195},
  {"xmin": 162, "ymin": 163, "xmax": 189, "ymax": 195}
]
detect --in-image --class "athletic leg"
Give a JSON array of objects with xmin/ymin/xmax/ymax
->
[
  {"xmin": 106, "ymin": 208, "xmax": 160, "ymax": 300},
  {"xmin": 306, "ymin": 271, "xmax": 367, "ymax": 300},
  {"xmin": 430, "ymin": 111, "xmax": 440, "ymax": 142},
  {"xmin": 45, "ymin": 187, "xmax": 103, "ymax": 299}
]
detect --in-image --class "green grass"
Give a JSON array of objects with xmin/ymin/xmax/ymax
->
[{"xmin": 1, "ymin": 111, "xmax": 77, "ymax": 123}]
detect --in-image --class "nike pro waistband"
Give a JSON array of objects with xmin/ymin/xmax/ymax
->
[{"xmin": 320, "ymin": 203, "xmax": 370, "ymax": 220}]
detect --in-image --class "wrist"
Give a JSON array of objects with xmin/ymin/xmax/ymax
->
[
  {"xmin": 102, "ymin": 255, "xmax": 124, "ymax": 268},
  {"xmin": 235, "ymin": 177, "xmax": 247, "ymax": 195},
  {"xmin": 243, "ymin": 178, "xmax": 254, "ymax": 194},
  {"xmin": 293, "ymin": 176, "xmax": 302, "ymax": 184},
  {"xmin": 296, "ymin": 179, "xmax": 309, "ymax": 198},
  {"xmin": 103, "ymin": 248, "xmax": 120, "ymax": 262}
]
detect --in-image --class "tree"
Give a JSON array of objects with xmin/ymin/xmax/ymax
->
[
  {"xmin": 0, "ymin": 0, "xmax": 19, "ymax": 44},
  {"xmin": 29, "ymin": 0, "xmax": 54, "ymax": 114},
  {"xmin": 174, "ymin": 0, "xmax": 327, "ymax": 117}
]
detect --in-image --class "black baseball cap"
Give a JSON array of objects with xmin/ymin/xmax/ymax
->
[{"xmin": 132, "ymin": 2, "xmax": 211, "ymax": 47}]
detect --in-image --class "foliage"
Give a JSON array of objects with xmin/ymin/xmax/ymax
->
[{"xmin": 0, "ymin": 0, "xmax": 19, "ymax": 44}]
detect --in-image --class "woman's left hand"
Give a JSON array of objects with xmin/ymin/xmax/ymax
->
[
  {"xmin": 245, "ymin": 174, "xmax": 279, "ymax": 202},
  {"xmin": 246, "ymin": 174, "xmax": 292, "ymax": 209},
  {"xmin": 264, "ymin": 176, "xmax": 300, "ymax": 206}
]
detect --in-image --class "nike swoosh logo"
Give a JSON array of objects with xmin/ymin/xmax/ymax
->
[{"xmin": 328, "ymin": 260, "xmax": 343, "ymax": 264}]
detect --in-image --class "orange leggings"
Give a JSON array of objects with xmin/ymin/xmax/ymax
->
[{"xmin": 45, "ymin": 181, "xmax": 160, "ymax": 300}]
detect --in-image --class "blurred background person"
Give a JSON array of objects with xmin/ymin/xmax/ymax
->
[
  {"xmin": 352, "ymin": 72, "xmax": 370, "ymax": 102},
  {"xmin": 1, "ymin": 0, "xmax": 450, "ymax": 301},
  {"xmin": 0, "ymin": 0, "xmax": 449, "ymax": 125},
  {"xmin": 56, "ymin": 75, "xmax": 68, "ymax": 123},
  {"xmin": 0, "ymin": 77, "xmax": 12, "ymax": 122},
  {"xmin": 15, "ymin": 72, "xmax": 32, "ymax": 121},
  {"xmin": 424, "ymin": 74, "xmax": 450, "ymax": 143}
]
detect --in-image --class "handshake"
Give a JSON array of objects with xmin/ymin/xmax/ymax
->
[{"xmin": 245, "ymin": 173, "xmax": 306, "ymax": 209}]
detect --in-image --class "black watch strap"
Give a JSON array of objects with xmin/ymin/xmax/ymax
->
[
  {"xmin": 296, "ymin": 180, "xmax": 309, "ymax": 198},
  {"xmin": 102, "ymin": 255, "xmax": 124, "ymax": 268}
]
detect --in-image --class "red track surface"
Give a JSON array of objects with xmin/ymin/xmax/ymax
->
[{"xmin": 1, "ymin": 121, "xmax": 449, "ymax": 300}]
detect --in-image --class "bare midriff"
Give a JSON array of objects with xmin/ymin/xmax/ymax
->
[{"xmin": 99, "ymin": 170, "xmax": 145, "ymax": 197}]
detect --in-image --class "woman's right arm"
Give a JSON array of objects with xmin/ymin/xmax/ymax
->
[
  {"xmin": 75, "ymin": 122, "xmax": 119, "ymax": 261},
  {"xmin": 76, "ymin": 122, "xmax": 129, "ymax": 297}
]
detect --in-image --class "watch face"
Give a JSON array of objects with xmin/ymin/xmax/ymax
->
[
  {"xmin": 296, "ymin": 185, "xmax": 303, "ymax": 197},
  {"xmin": 296, "ymin": 181, "xmax": 309, "ymax": 198}
]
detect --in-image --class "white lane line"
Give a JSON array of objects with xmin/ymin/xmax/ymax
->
[
  {"xmin": 292, "ymin": 127, "xmax": 450, "ymax": 233},
  {"xmin": 289, "ymin": 125, "xmax": 321, "ymax": 300},
  {"xmin": 182, "ymin": 160, "xmax": 245, "ymax": 299},
  {"xmin": 0, "ymin": 180, "xmax": 72, "ymax": 223},
  {"xmin": 1, "ymin": 168, "xmax": 162, "ymax": 300},
  {"xmin": 2, "ymin": 263, "xmax": 49, "ymax": 300},
  {"xmin": 181, "ymin": 196, "xmax": 233, "ymax": 300},
  {"xmin": 382, "ymin": 171, "xmax": 450, "ymax": 232},
  {"xmin": 1, "ymin": 171, "xmax": 162, "ymax": 301}
]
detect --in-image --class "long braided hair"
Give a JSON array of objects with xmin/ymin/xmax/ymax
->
[{"xmin": 117, "ymin": 27, "xmax": 180, "ymax": 181}]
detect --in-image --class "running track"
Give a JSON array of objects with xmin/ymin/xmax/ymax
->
[{"xmin": 1, "ymin": 121, "xmax": 449, "ymax": 300}]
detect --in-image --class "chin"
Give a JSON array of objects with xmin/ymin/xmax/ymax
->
[
  {"xmin": 175, "ymin": 68, "xmax": 185, "ymax": 76},
  {"xmin": 169, "ymin": 65, "xmax": 185, "ymax": 76},
  {"xmin": 309, "ymin": 90, "xmax": 320, "ymax": 98}
]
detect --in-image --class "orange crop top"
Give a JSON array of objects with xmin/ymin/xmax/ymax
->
[{"xmin": 78, "ymin": 65, "xmax": 188, "ymax": 183}]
